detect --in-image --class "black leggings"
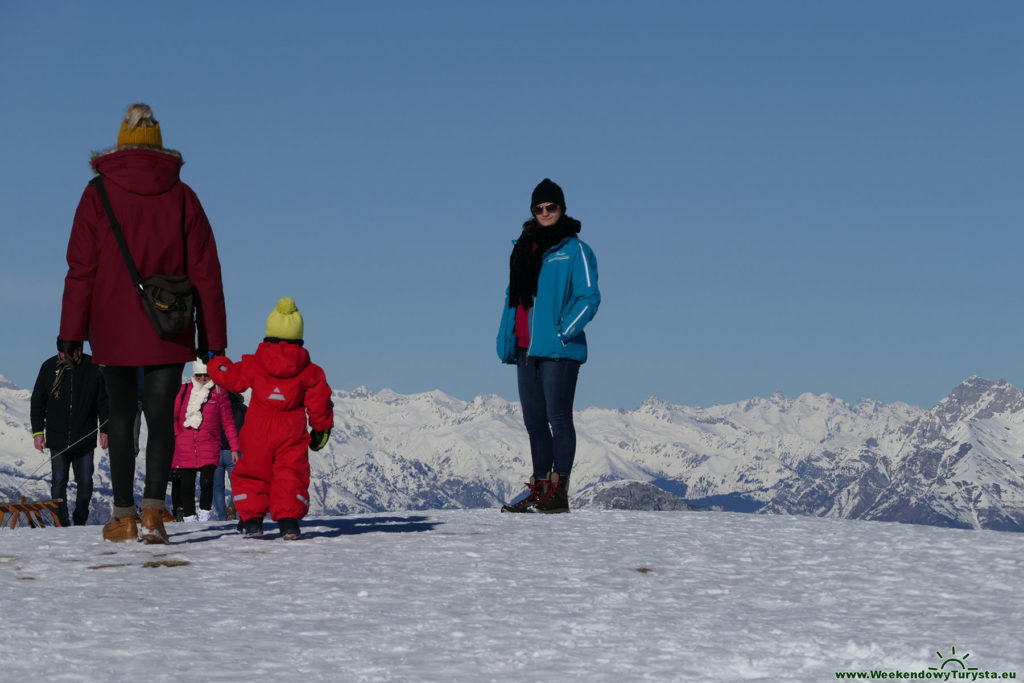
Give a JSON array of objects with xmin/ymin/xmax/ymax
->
[
  {"xmin": 102, "ymin": 364, "xmax": 184, "ymax": 508},
  {"xmin": 171, "ymin": 465, "xmax": 216, "ymax": 516}
]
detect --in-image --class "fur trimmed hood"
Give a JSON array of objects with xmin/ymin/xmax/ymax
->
[
  {"xmin": 90, "ymin": 144, "xmax": 183, "ymax": 171},
  {"xmin": 89, "ymin": 147, "xmax": 184, "ymax": 196}
]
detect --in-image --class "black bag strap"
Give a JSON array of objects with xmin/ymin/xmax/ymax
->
[{"xmin": 90, "ymin": 176, "xmax": 145, "ymax": 298}]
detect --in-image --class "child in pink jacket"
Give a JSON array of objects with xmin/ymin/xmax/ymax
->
[{"xmin": 171, "ymin": 359, "xmax": 239, "ymax": 521}]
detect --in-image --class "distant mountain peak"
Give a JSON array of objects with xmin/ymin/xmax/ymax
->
[
  {"xmin": 933, "ymin": 376, "xmax": 1024, "ymax": 424},
  {"xmin": 639, "ymin": 395, "xmax": 670, "ymax": 409}
]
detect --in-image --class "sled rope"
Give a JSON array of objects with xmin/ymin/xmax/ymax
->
[{"xmin": 21, "ymin": 419, "xmax": 109, "ymax": 482}]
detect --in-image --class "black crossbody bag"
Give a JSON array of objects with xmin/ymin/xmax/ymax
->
[{"xmin": 90, "ymin": 176, "xmax": 194, "ymax": 340}]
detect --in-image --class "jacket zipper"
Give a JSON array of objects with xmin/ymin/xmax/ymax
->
[
  {"xmin": 526, "ymin": 238, "xmax": 570, "ymax": 359},
  {"xmin": 191, "ymin": 385, "xmax": 200, "ymax": 467},
  {"xmin": 527, "ymin": 306, "xmax": 535, "ymax": 357},
  {"xmin": 67, "ymin": 370, "xmax": 74, "ymax": 449}
]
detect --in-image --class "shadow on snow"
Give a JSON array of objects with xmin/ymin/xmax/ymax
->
[{"xmin": 174, "ymin": 515, "xmax": 443, "ymax": 543}]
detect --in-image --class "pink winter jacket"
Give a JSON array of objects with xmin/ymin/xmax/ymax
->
[{"xmin": 171, "ymin": 381, "xmax": 240, "ymax": 469}]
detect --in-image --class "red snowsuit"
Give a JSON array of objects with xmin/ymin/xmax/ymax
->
[{"xmin": 208, "ymin": 342, "xmax": 333, "ymax": 522}]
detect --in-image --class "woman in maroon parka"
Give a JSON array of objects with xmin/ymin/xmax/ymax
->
[{"xmin": 59, "ymin": 103, "xmax": 228, "ymax": 544}]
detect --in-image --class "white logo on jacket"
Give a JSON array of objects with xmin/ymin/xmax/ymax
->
[{"xmin": 268, "ymin": 387, "xmax": 286, "ymax": 401}]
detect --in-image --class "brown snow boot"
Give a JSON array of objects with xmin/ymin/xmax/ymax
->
[
  {"xmin": 102, "ymin": 515, "xmax": 139, "ymax": 543},
  {"xmin": 500, "ymin": 477, "xmax": 548, "ymax": 513},
  {"xmin": 534, "ymin": 472, "xmax": 570, "ymax": 514},
  {"xmin": 139, "ymin": 505, "xmax": 170, "ymax": 545}
]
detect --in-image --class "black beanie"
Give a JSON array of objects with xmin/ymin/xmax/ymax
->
[{"xmin": 531, "ymin": 178, "xmax": 565, "ymax": 211}]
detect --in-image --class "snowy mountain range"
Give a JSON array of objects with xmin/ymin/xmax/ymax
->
[{"xmin": 2, "ymin": 373, "xmax": 1022, "ymax": 532}]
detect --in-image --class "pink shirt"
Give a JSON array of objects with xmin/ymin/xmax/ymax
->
[
  {"xmin": 513, "ymin": 241, "xmax": 539, "ymax": 349},
  {"xmin": 515, "ymin": 305, "xmax": 530, "ymax": 349}
]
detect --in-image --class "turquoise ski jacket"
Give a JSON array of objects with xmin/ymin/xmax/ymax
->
[{"xmin": 497, "ymin": 236, "xmax": 600, "ymax": 364}]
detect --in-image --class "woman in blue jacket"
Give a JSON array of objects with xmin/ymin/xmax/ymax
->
[{"xmin": 497, "ymin": 179, "xmax": 599, "ymax": 513}]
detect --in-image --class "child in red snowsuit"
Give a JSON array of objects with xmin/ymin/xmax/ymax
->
[{"xmin": 208, "ymin": 297, "xmax": 333, "ymax": 539}]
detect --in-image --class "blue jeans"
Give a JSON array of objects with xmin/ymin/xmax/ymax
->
[
  {"xmin": 212, "ymin": 449, "xmax": 236, "ymax": 520},
  {"xmin": 516, "ymin": 348, "xmax": 581, "ymax": 479},
  {"xmin": 51, "ymin": 447, "xmax": 95, "ymax": 526}
]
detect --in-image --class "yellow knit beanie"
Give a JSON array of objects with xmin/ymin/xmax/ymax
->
[
  {"xmin": 117, "ymin": 103, "xmax": 163, "ymax": 148},
  {"xmin": 266, "ymin": 297, "xmax": 304, "ymax": 340}
]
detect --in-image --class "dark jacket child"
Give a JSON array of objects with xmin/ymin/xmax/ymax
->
[{"xmin": 208, "ymin": 297, "xmax": 333, "ymax": 540}]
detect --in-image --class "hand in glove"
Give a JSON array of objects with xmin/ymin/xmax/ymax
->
[
  {"xmin": 57, "ymin": 339, "xmax": 83, "ymax": 366},
  {"xmin": 309, "ymin": 427, "xmax": 331, "ymax": 451}
]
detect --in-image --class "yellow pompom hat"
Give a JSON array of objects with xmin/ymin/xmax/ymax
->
[
  {"xmin": 116, "ymin": 103, "xmax": 163, "ymax": 148},
  {"xmin": 266, "ymin": 297, "xmax": 304, "ymax": 340}
]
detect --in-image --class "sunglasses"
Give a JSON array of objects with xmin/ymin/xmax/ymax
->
[
  {"xmin": 532, "ymin": 203, "xmax": 560, "ymax": 216},
  {"xmin": 194, "ymin": 373, "xmax": 209, "ymax": 379}
]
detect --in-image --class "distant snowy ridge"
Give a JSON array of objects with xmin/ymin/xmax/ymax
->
[{"xmin": 1, "ymin": 373, "xmax": 1022, "ymax": 531}]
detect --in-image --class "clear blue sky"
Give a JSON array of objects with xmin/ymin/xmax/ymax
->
[{"xmin": 2, "ymin": 1, "xmax": 1023, "ymax": 410}]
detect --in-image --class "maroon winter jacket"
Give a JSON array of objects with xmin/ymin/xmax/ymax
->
[{"xmin": 59, "ymin": 148, "xmax": 227, "ymax": 366}]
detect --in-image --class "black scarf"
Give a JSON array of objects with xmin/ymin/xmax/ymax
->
[
  {"xmin": 51, "ymin": 356, "xmax": 77, "ymax": 399},
  {"xmin": 508, "ymin": 215, "xmax": 581, "ymax": 309}
]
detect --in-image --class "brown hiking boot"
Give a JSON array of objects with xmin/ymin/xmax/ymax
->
[
  {"xmin": 501, "ymin": 477, "xmax": 548, "ymax": 513},
  {"xmin": 534, "ymin": 472, "xmax": 570, "ymax": 514},
  {"xmin": 139, "ymin": 507, "xmax": 170, "ymax": 545},
  {"xmin": 102, "ymin": 516, "xmax": 139, "ymax": 543}
]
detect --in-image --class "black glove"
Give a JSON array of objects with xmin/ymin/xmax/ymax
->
[
  {"xmin": 198, "ymin": 349, "xmax": 225, "ymax": 361},
  {"xmin": 309, "ymin": 427, "xmax": 331, "ymax": 451},
  {"xmin": 57, "ymin": 339, "xmax": 83, "ymax": 366}
]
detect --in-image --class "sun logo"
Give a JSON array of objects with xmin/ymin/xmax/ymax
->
[{"xmin": 928, "ymin": 646, "xmax": 979, "ymax": 672}]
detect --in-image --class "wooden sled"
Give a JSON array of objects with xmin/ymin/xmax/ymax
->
[{"xmin": 0, "ymin": 497, "xmax": 63, "ymax": 529}]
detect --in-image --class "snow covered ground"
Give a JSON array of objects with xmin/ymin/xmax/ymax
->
[{"xmin": 1, "ymin": 509, "xmax": 1020, "ymax": 682}]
